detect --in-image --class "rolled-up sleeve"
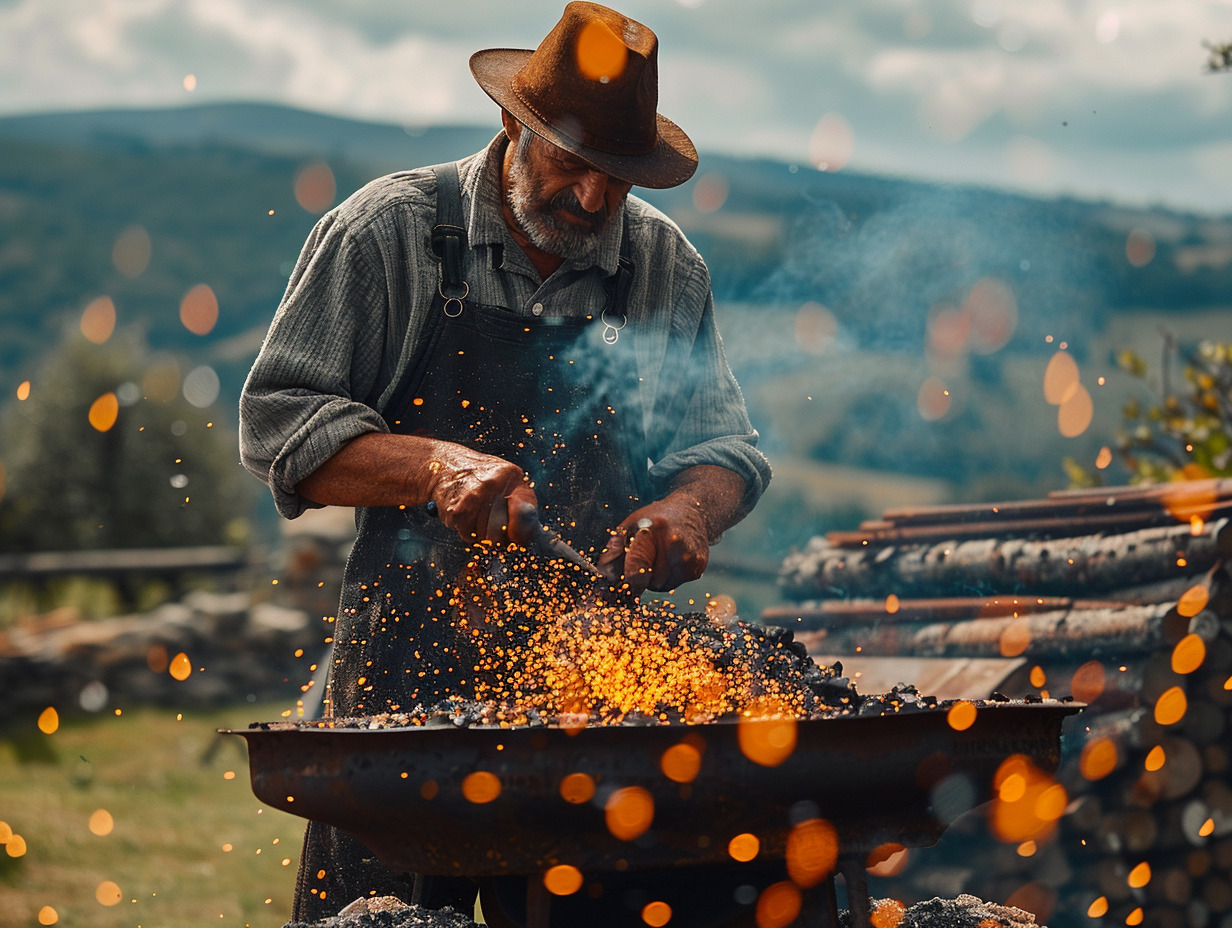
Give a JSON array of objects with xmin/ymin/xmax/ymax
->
[
  {"xmin": 646, "ymin": 260, "xmax": 772, "ymax": 516},
  {"xmin": 239, "ymin": 210, "xmax": 396, "ymax": 519}
]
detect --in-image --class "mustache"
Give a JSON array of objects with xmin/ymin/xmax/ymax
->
[{"xmin": 547, "ymin": 189, "xmax": 607, "ymax": 229}]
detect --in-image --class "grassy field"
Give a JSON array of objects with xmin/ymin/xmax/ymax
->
[{"xmin": 0, "ymin": 703, "xmax": 308, "ymax": 928}]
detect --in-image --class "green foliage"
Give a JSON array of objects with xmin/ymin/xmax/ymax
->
[
  {"xmin": 0, "ymin": 328, "xmax": 254, "ymax": 553},
  {"xmin": 1066, "ymin": 337, "xmax": 1232, "ymax": 487}
]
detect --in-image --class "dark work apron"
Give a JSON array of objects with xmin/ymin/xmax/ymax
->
[{"xmin": 292, "ymin": 162, "xmax": 649, "ymax": 920}]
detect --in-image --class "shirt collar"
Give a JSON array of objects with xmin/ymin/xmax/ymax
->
[{"xmin": 461, "ymin": 132, "xmax": 624, "ymax": 278}]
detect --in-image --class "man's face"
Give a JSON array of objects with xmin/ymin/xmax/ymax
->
[{"xmin": 505, "ymin": 124, "xmax": 633, "ymax": 261}]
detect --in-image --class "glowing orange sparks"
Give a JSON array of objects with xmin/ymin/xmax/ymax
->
[{"xmin": 169, "ymin": 652, "xmax": 193, "ymax": 681}]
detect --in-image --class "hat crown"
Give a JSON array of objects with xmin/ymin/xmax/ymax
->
[{"xmin": 511, "ymin": 1, "xmax": 659, "ymax": 156}]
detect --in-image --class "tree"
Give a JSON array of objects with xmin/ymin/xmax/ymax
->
[
  {"xmin": 0, "ymin": 328, "xmax": 253, "ymax": 553},
  {"xmin": 1065, "ymin": 335, "xmax": 1232, "ymax": 487}
]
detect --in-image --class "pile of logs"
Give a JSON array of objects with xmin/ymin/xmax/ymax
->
[{"xmin": 771, "ymin": 480, "xmax": 1232, "ymax": 928}]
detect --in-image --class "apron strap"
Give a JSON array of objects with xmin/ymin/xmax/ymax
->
[{"xmin": 428, "ymin": 162, "xmax": 469, "ymax": 304}]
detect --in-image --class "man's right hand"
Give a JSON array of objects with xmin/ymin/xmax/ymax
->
[
  {"xmin": 425, "ymin": 444, "xmax": 538, "ymax": 545},
  {"xmin": 296, "ymin": 433, "xmax": 537, "ymax": 546}
]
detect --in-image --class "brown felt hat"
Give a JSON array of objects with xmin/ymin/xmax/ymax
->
[{"xmin": 470, "ymin": 2, "xmax": 698, "ymax": 189}]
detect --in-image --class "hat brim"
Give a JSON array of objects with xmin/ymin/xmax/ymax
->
[{"xmin": 470, "ymin": 48, "xmax": 698, "ymax": 189}]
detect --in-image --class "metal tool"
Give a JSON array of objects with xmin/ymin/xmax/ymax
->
[{"xmin": 426, "ymin": 498, "xmax": 605, "ymax": 578}]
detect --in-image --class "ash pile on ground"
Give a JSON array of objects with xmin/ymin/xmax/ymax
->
[{"xmin": 285, "ymin": 892, "xmax": 1043, "ymax": 928}]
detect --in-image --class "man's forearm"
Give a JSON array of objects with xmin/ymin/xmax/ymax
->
[
  {"xmin": 296, "ymin": 432, "xmax": 444, "ymax": 508},
  {"xmin": 666, "ymin": 464, "xmax": 749, "ymax": 542}
]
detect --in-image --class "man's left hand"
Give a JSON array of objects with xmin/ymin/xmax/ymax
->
[{"xmin": 597, "ymin": 495, "xmax": 710, "ymax": 595}]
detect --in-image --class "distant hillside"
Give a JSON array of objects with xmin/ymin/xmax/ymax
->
[{"xmin": 2, "ymin": 102, "xmax": 1231, "ymax": 549}]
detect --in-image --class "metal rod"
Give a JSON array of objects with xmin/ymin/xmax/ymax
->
[
  {"xmin": 839, "ymin": 858, "xmax": 873, "ymax": 928},
  {"xmin": 526, "ymin": 876, "xmax": 550, "ymax": 928}
]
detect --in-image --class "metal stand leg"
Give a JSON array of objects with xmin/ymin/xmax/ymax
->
[
  {"xmin": 525, "ymin": 877, "xmax": 551, "ymax": 928},
  {"xmin": 796, "ymin": 876, "xmax": 841, "ymax": 928},
  {"xmin": 838, "ymin": 859, "xmax": 872, "ymax": 928}
]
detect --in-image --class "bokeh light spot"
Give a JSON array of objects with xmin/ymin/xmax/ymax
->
[
  {"xmin": 183, "ymin": 365, "xmax": 221, "ymax": 408},
  {"xmin": 737, "ymin": 713, "xmax": 797, "ymax": 767},
  {"xmin": 691, "ymin": 172, "xmax": 729, "ymax": 214},
  {"xmin": 295, "ymin": 162, "xmax": 337, "ymax": 214},
  {"xmin": 112, "ymin": 225, "xmax": 151, "ymax": 277},
  {"xmin": 947, "ymin": 701, "xmax": 977, "ymax": 731},
  {"xmin": 1144, "ymin": 745, "xmax": 1166, "ymax": 772},
  {"xmin": 576, "ymin": 19, "xmax": 628, "ymax": 81},
  {"xmin": 1154, "ymin": 686, "xmax": 1186, "ymax": 726},
  {"xmin": 870, "ymin": 899, "xmax": 907, "ymax": 928},
  {"xmin": 88, "ymin": 392, "xmax": 119, "ymax": 432},
  {"xmin": 917, "ymin": 377, "xmax": 952, "ymax": 421},
  {"xmin": 785, "ymin": 818, "xmax": 838, "ymax": 887},
  {"xmin": 605, "ymin": 786, "xmax": 654, "ymax": 841},
  {"xmin": 642, "ymin": 901, "xmax": 672, "ymax": 927},
  {"xmin": 89, "ymin": 808, "xmax": 114, "ymax": 836},
  {"xmin": 1087, "ymin": 896, "xmax": 1109, "ymax": 918},
  {"xmin": 1095, "ymin": 446, "xmax": 1113, "ymax": 469},
  {"xmin": 1079, "ymin": 737, "xmax": 1117, "ymax": 781},
  {"xmin": 756, "ymin": 881, "xmax": 802, "ymax": 928},
  {"xmin": 543, "ymin": 864, "xmax": 584, "ymax": 896},
  {"xmin": 95, "ymin": 880, "xmax": 122, "ymax": 906},
  {"xmin": 808, "ymin": 112, "xmax": 854, "ymax": 172},
  {"xmin": 1177, "ymin": 585, "xmax": 1209, "ymax": 618},
  {"xmin": 37, "ymin": 706, "xmax": 59, "ymax": 734},
  {"xmin": 1171, "ymin": 634, "xmax": 1206, "ymax": 675},
  {"xmin": 794, "ymin": 302, "xmax": 837, "ymax": 355},
  {"xmin": 1029, "ymin": 666, "xmax": 1046, "ymax": 688},
  {"xmin": 1126, "ymin": 229, "xmax": 1155, "ymax": 267},
  {"xmin": 965, "ymin": 278, "xmax": 1018, "ymax": 354},
  {"xmin": 1127, "ymin": 861, "xmax": 1151, "ymax": 889},
  {"xmin": 461, "ymin": 771, "xmax": 502, "ymax": 804},
  {"xmin": 1057, "ymin": 383, "xmax": 1094, "ymax": 438},
  {"xmin": 1126, "ymin": 907, "xmax": 1144, "ymax": 926},
  {"xmin": 1043, "ymin": 351, "xmax": 1079, "ymax": 405},
  {"xmin": 728, "ymin": 832, "xmax": 760, "ymax": 862},
  {"xmin": 660, "ymin": 742, "xmax": 702, "ymax": 783},
  {"xmin": 16, "ymin": 381, "xmax": 30, "ymax": 401},
  {"xmin": 559, "ymin": 772, "xmax": 596, "ymax": 804},
  {"xmin": 180, "ymin": 284, "xmax": 219, "ymax": 336},
  {"xmin": 1070, "ymin": 661, "xmax": 1106, "ymax": 702},
  {"xmin": 80, "ymin": 296, "xmax": 116, "ymax": 344},
  {"xmin": 866, "ymin": 844, "xmax": 909, "ymax": 878},
  {"xmin": 37, "ymin": 906, "xmax": 58, "ymax": 925},
  {"xmin": 999, "ymin": 619, "xmax": 1032, "ymax": 657},
  {"xmin": 5, "ymin": 833, "xmax": 27, "ymax": 857}
]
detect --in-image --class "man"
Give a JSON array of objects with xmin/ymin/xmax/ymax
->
[{"xmin": 240, "ymin": 2, "xmax": 770, "ymax": 921}]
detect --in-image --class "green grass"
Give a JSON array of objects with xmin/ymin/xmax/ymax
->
[{"xmin": 0, "ymin": 703, "xmax": 307, "ymax": 928}]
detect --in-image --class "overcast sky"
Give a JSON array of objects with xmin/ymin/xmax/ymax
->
[{"xmin": 3, "ymin": 0, "xmax": 1231, "ymax": 214}]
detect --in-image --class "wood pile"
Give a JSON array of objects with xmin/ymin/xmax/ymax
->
[{"xmin": 768, "ymin": 480, "xmax": 1232, "ymax": 928}]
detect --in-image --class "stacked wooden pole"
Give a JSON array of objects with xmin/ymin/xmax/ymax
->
[{"xmin": 770, "ymin": 480, "xmax": 1232, "ymax": 928}]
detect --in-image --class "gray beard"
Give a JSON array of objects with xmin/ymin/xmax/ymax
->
[{"xmin": 506, "ymin": 138, "xmax": 606, "ymax": 261}]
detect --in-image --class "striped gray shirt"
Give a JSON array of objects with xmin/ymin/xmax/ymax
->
[{"xmin": 239, "ymin": 133, "xmax": 770, "ymax": 520}]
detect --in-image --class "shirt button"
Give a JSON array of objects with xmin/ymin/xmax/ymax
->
[{"xmin": 531, "ymin": 302, "xmax": 544, "ymax": 316}]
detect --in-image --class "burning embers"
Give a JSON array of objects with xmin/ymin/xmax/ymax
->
[{"xmin": 313, "ymin": 546, "xmax": 1004, "ymax": 733}]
